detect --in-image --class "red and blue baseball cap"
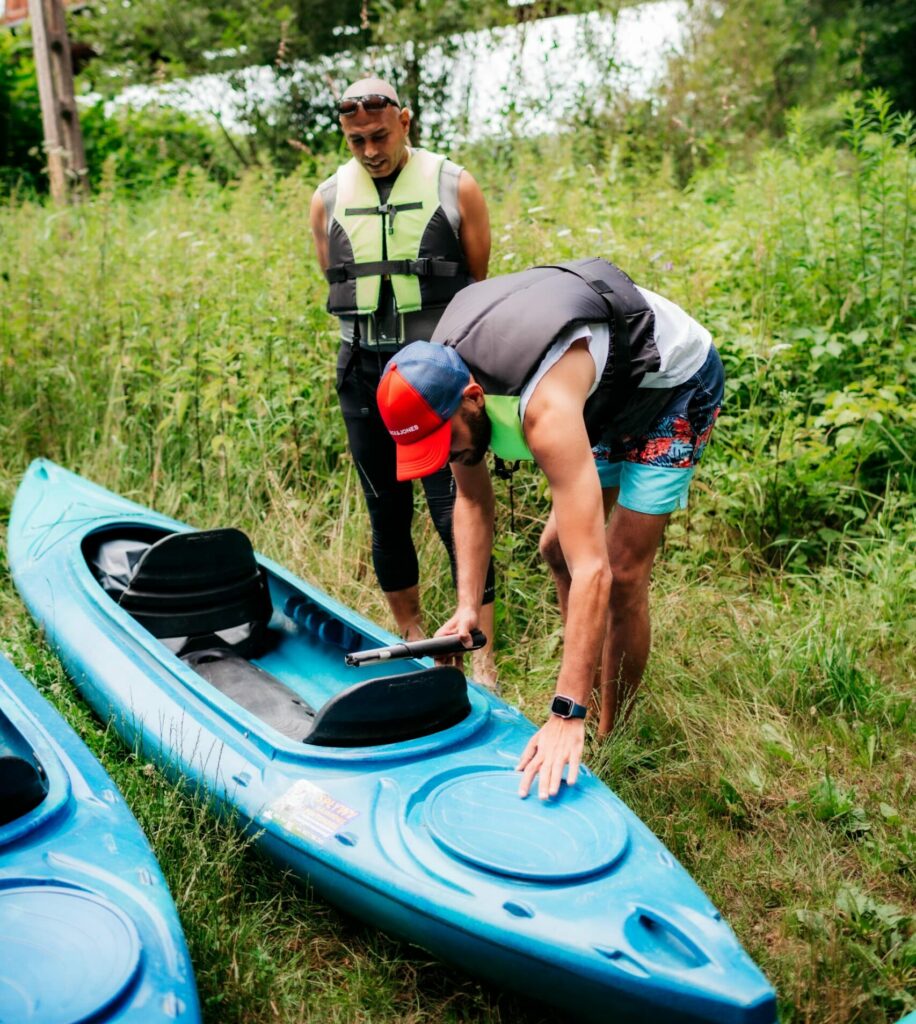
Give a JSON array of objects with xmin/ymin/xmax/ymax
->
[{"xmin": 377, "ymin": 341, "xmax": 471, "ymax": 481}]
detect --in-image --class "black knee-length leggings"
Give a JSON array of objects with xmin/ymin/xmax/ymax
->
[{"xmin": 336, "ymin": 343, "xmax": 495, "ymax": 602}]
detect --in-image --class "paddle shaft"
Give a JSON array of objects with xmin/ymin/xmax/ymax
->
[{"xmin": 345, "ymin": 630, "xmax": 487, "ymax": 667}]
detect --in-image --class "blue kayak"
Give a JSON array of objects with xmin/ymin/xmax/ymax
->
[
  {"xmin": 9, "ymin": 459, "xmax": 777, "ymax": 1024},
  {"xmin": 0, "ymin": 648, "xmax": 200, "ymax": 1024}
]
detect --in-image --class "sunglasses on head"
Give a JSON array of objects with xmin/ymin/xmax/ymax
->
[{"xmin": 338, "ymin": 94, "xmax": 401, "ymax": 117}]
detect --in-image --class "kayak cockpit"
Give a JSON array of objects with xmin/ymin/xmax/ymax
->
[
  {"xmin": 82, "ymin": 526, "xmax": 471, "ymax": 747},
  {"xmin": 0, "ymin": 710, "xmax": 49, "ymax": 825}
]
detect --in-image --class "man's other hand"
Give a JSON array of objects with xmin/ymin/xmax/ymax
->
[
  {"xmin": 433, "ymin": 609, "xmax": 479, "ymax": 668},
  {"xmin": 516, "ymin": 715, "xmax": 585, "ymax": 800}
]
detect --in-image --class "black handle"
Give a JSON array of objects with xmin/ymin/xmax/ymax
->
[{"xmin": 345, "ymin": 630, "xmax": 487, "ymax": 667}]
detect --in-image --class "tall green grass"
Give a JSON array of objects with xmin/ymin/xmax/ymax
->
[{"xmin": 0, "ymin": 95, "xmax": 913, "ymax": 1022}]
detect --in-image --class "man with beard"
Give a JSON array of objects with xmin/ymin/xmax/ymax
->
[
  {"xmin": 375, "ymin": 258, "xmax": 723, "ymax": 799},
  {"xmin": 310, "ymin": 76, "xmax": 497, "ymax": 687}
]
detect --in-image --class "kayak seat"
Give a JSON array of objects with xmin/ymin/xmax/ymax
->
[
  {"xmin": 0, "ymin": 720, "xmax": 48, "ymax": 825},
  {"xmin": 183, "ymin": 653, "xmax": 468, "ymax": 747},
  {"xmin": 183, "ymin": 649, "xmax": 316, "ymax": 743},
  {"xmin": 305, "ymin": 666, "xmax": 470, "ymax": 747},
  {"xmin": 113, "ymin": 528, "xmax": 273, "ymax": 659}
]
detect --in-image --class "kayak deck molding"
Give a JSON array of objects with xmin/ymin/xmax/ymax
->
[
  {"xmin": 8, "ymin": 459, "xmax": 778, "ymax": 1024},
  {"xmin": 0, "ymin": 650, "xmax": 200, "ymax": 1024}
]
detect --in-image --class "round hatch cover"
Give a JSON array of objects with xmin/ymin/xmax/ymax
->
[
  {"xmin": 425, "ymin": 771, "xmax": 628, "ymax": 881},
  {"xmin": 0, "ymin": 883, "xmax": 142, "ymax": 1024}
]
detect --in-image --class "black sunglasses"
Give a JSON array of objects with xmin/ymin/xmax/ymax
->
[{"xmin": 338, "ymin": 94, "xmax": 401, "ymax": 117}]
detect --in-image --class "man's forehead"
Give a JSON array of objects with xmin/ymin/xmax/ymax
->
[
  {"xmin": 341, "ymin": 78, "xmax": 399, "ymax": 102},
  {"xmin": 341, "ymin": 109, "xmax": 396, "ymax": 137}
]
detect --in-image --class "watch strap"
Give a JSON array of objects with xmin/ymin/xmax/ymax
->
[{"xmin": 550, "ymin": 694, "xmax": 588, "ymax": 719}]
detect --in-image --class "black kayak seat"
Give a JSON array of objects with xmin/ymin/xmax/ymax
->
[
  {"xmin": 307, "ymin": 665, "xmax": 470, "ymax": 747},
  {"xmin": 181, "ymin": 650, "xmax": 469, "ymax": 747},
  {"xmin": 86, "ymin": 527, "xmax": 471, "ymax": 746},
  {"xmin": 116, "ymin": 529, "xmax": 272, "ymax": 657},
  {"xmin": 0, "ymin": 719, "xmax": 48, "ymax": 825}
]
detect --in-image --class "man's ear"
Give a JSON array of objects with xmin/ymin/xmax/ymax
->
[{"xmin": 462, "ymin": 382, "xmax": 485, "ymax": 409}]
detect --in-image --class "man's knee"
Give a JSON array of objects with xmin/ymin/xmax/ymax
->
[
  {"xmin": 608, "ymin": 557, "xmax": 651, "ymax": 613},
  {"xmin": 538, "ymin": 527, "xmax": 566, "ymax": 576}
]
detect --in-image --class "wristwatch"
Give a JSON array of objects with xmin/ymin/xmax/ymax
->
[{"xmin": 549, "ymin": 694, "xmax": 588, "ymax": 720}]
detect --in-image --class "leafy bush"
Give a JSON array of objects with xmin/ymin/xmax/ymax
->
[
  {"xmin": 702, "ymin": 93, "xmax": 915, "ymax": 564},
  {"xmin": 81, "ymin": 101, "xmax": 242, "ymax": 190},
  {"xmin": 0, "ymin": 31, "xmax": 44, "ymax": 193},
  {"xmin": 0, "ymin": 29, "xmax": 241, "ymax": 195}
]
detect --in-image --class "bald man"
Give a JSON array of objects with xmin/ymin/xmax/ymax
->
[{"xmin": 309, "ymin": 77, "xmax": 497, "ymax": 686}]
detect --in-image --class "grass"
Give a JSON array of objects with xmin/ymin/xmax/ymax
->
[
  {"xmin": 0, "ymin": 98, "xmax": 913, "ymax": 1022},
  {"xmin": 0, "ymin": 466, "xmax": 911, "ymax": 1022}
]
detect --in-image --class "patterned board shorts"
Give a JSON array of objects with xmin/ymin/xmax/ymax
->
[{"xmin": 593, "ymin": 345, "xmax": 724, "ymax": 515}]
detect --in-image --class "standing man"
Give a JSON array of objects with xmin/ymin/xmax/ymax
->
[
  {"xmin": 310, "ymin": 76, "xmax": 497, "ymax": 686},
  {"xmin": 375, "ymin": 258, "xmax": 724, "ymax": 797}
]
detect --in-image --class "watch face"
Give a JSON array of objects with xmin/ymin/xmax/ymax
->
[{"xmin": 551, "ymin": 696, "xmax": 574, "ymax": 717}]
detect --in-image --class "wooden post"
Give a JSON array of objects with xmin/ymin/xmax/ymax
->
[{"xmin": 28, "ymin": 0, "xmax": 88, "ymax": 202}]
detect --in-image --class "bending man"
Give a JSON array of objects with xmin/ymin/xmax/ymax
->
[
  {"xmin": 375, "ymin": 258, "xmax": 723, "ymax": 797},
  {"xmin": 310, "ymin": 76, "xmax": 497, "ymax": 686}
]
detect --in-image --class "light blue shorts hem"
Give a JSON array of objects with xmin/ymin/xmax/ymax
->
[{"xmin": 596, "ymin": 462, "xmax": 697, "ymax": 515}]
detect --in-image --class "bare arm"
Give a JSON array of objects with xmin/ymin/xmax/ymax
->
[
  {"xmin": 309, "ymin": 188, "xmax": 330, "ymax": 273},
  {"xmin": 517, "ymin": 344, "xmax": 612, "ymax": 798},
  {"xmin": 434, "ymin": 459, "xmax": 495, "ymax": 647},
  {"xmin": 457, "ymin": 170, "xmax": 490, "ymax": 282}
]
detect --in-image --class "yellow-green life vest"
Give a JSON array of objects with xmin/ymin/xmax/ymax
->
[{"xmin": 324, "ymin": 150, "xmax": 470, "ymax": 317}]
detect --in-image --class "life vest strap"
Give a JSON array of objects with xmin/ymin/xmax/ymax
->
[
  {"xmin": 344, "ymin": 201, "xmax": 424, "ymax": 216},
  {"xmin": 345, "ymin": 200, "xmax": 424, "ymax": 234},
  {"xmin": 325, "ymin": 258, "xmax": 464, "ymax": 284},
  {"xmin": 535, "ymin": 261, "xmax": 633, "ymax": 398}
]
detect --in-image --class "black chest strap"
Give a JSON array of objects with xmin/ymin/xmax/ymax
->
[
  {"xmin": 326, "ymin": 257, "xmax": 463, "ymax": 284},
  {"xmin": 345, "ymin": 200, "xmax": 423, "ymax": 234}
]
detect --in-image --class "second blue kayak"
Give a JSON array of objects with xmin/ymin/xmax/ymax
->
[{"xmin": 0, "ymin": 648, "xmax": 200, "ymax": 1024}]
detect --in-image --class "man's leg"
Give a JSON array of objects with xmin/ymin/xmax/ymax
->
[
  {"xmin": 599, "ymin": 505, "xmax": 670, "ymax": 738},
  {"xmin": 384, "ymin": 585, "xmax": 424, "ymax": 641},
  {"xmin": 337, "ymin": 347, "xmax": 424, "ymax": 640}
]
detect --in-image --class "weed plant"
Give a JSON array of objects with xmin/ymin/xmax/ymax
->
[{"xmin": 0, "ymin": 95, "xmax": 913, "ymax": 1022}]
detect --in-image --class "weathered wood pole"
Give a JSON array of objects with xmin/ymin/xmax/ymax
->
[{"xmin": 28, "ymin": 0, "xmax": 88, "ymax": 202}]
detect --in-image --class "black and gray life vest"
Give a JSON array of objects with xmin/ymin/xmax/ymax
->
[
  {"xmin": 430, "ymin": 258, "xmax": 661, "ymax": 453},
  {"xmin": 320, "ymin": 150, "xmax": 471, "ymax": 318}
]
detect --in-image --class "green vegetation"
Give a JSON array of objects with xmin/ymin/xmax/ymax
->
[
  {"xmin": 0, "ymin": 29, "xmax": 240, "ymax": 195},
  {"xmin": 0, "ymin": 84, "xmax": 912, "ymax": 1021}
]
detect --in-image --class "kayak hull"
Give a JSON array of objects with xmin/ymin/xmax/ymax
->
[
  {"xmin": 9, "ymin": 460, "xmax": 778, "ymax": 1024},
  {"xmin": 0, "ymin": 649, "xmax": 200, "ymax": 1024}
]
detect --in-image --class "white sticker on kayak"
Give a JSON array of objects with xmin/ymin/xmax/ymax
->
[{"xmin": 265, "ymin": 780, "xmax": 359, "ymax": 844}]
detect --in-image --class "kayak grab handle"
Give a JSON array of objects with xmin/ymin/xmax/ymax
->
[{"xmin": 345, "ymin": 630, "xmax": 487, "ymax": 667}]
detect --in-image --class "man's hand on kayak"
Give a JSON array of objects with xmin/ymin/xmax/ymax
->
[
  {"xmin": 517, "ymin": 715, "xmax": 585, "ymax": 800},
  {"xmin": 433, "ymin": 608, "xmax": 479, "ymax": 669}
]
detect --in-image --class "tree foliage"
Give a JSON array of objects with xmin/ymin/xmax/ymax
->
[
  {"xmin": 0, "ymin": 27, "xmax": 239, "ymax": 195},
  {"xmin": 76, "ymin": 0, "xmax": 365, "ymax": 87},
  {"xmin": 0, "ymin": 31, "xmax": 43, "ymax": 193},
  {"xmin": 655, "ymin": 0, "xmax": 916, "ymax": 180}
]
